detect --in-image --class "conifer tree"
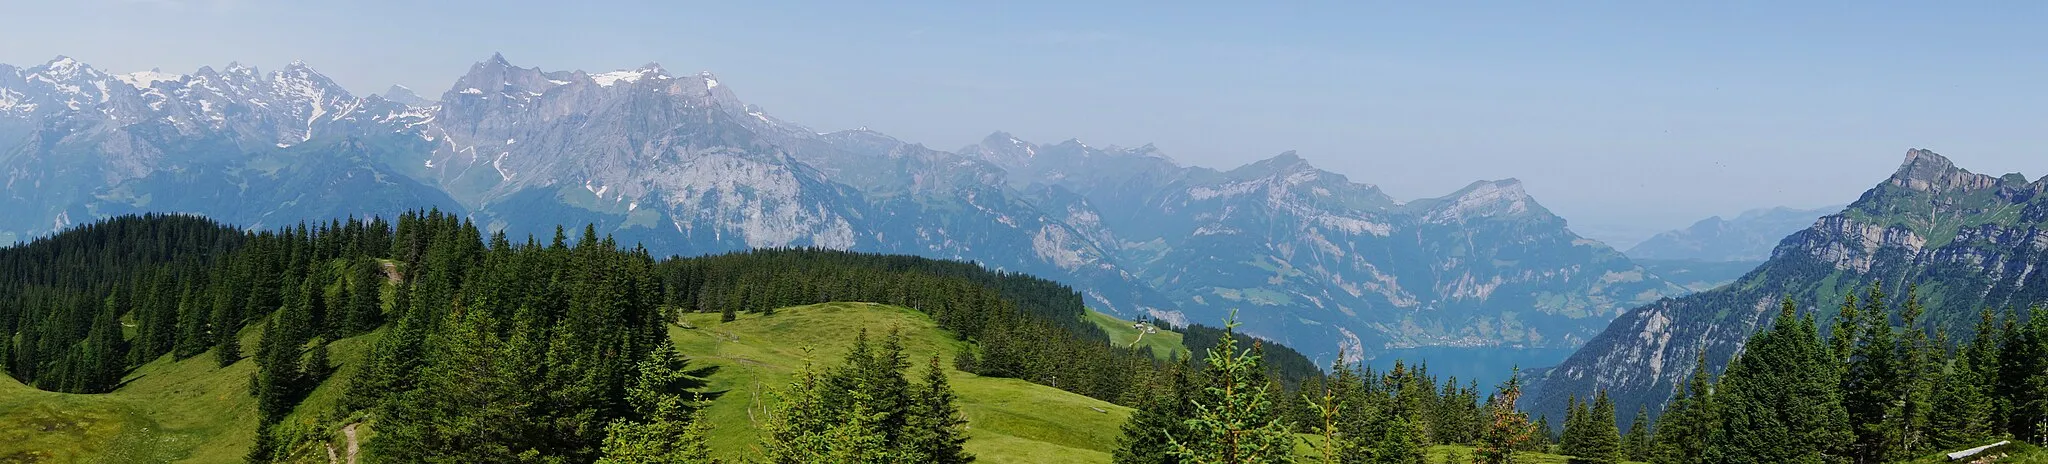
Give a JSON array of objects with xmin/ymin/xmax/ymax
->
[
  {"xmin": 1894, "ymin": 286, "xmax": 1935, "ymax": 455},
  {"xmin": 1473, "ymin": 371, "xmax": 1531, "ymax": 464},
  {"xmin": 1994, "ymin": 306, "xmax": 2048, "ymax": 444},
  {"xmin": 1829, "ymin": 293, "xmax": 1861, "ymax": 365},
  {"xmin": 1115, "ymin": 358, "xmax": 1196, "ymax": 464},
  {"xmin": 1529, "ymin": 415, "xmax": 1554, "ymax": 451},
  {"xmin": 369, "ymin": 308, "xmax": 535, "ymax": 462},
  {"xmin": 1928, "ymin": 349, "xmax": 1991, "ymax": 449},
  {"xmin": 904, "ymin": 356, "xmax": 973, "ymax": 464},
  {"xmin": 1561, "ymin": 395, "xmax": 1586, "ymax": 457},
  {"xmin": 598, "ymin": 410, "xmax": 718, "ymax": 464},
  {"xmin": 1844, "ymin": 286, "xmax": 1902, "ymax": 463},
  {"xmin": 1573, "ymin": 390, "xmax": 1622, "ymax": 464},
  {"xmin": 759, "ymin": 362, "xmax": 895, "ymax": 464},
  {"xmin": 1706, "ymin": 299, "xmax": 1848, "ymax": 464},
  {"xmin": 1170, "ymin": 318, "xmax": 1295, "ymax": 464},
  {"xmin": 344, "ymin": 257, "xmax": 384, "ymax": 335},
  {"xmin": 1623, "ymin": 407, "xmax": 1651, "ymax": 462},
  {"xmin": 1651, "ymin": 353, "xmax": 1716, "ymax": 464},
  {"xmin": 1372, "ymin": 415, "xmax": 1427, "ymax": 464},
  {"xmin": 174, "ymin": 286, "xmax": 211, "ymax": 359},
  {"xmin": 215, "ymin": 320, "xmax": 242, "ymax": 367},
  {"xmin": 597, "ymin": 342, "xmax": 716, "ymax": 464}
]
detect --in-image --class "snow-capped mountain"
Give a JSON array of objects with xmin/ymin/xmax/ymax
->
[{"xmin": 0, "ymin": 54, "xmax": 1685, "ymax": 363}]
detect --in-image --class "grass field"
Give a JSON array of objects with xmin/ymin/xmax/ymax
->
[
  {"xmin": 673, "ymin": 302, "xmax": 1134, "ymax": 463},
  {"xmin": 0, "ymin": 322, "xmax": 382, "ymax": 464},
  {"xmin": 0, "ymin": 324, "xmax": 266, "ymax": 463},
  {"xmin": 1083, "ymin": 308, "xmax": 1190, "ymax": 360}
]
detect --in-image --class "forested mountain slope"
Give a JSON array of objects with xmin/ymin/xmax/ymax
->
[
  {"xmin": 1531, "ymin": 149, "xmax": 2048, "ymax": 424},
  {"xmin": 0, "ymin": 212, "xmax": 1315, "ymax": 462}
]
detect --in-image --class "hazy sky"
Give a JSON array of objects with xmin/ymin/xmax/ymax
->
[{"xmin": 6, "ymin": 1, "xmax": 2047, "ymax": 247}]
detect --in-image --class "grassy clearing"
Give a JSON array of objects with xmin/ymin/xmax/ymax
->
[
  {"xmin": 1083, "ymin": 308, "xmax": 1189, "ymax": 360},
  {"xmin": 672, "ymin": 302, "xmax": 1133, "ymax": 463},
  {"xmin": 0, "ymin": 321, "xmax": 383, "ymax": 464},
  {"xmin": 0, "ymin": 324, "xmax": 266, "ymax": 463}
]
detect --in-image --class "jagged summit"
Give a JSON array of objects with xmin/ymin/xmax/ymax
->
[
  {"xmin": 1889, "ymin": 148, "xmax": 1998, "ymax": 193},
  {"xmin": 1417, "ymin": 178, "xmax": 1537, "ymax": 223},
  {"xmin": 1226, "ymin": 150, "xmax": 1317, "ymax": 178},
  {"xmin": 381, "ymin": 84, "xmax": 434, "ymax": 107}
]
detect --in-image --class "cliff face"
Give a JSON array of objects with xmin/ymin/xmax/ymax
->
[{"xmin": 1531, "ymin": 149, "xmax": 2048, "ymax": 423}]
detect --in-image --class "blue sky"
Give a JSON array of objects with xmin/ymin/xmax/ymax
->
[{"xmin": 6, "ymin": 0, "xmax": 2046, "ymax": 247}]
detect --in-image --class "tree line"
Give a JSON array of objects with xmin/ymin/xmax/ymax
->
[
  {"xmin": 1111, "ymin": 283, "xmax": 2048, "ymax": 464},
  {"xmin": 1641, "ymin": 286, "xmax": 2048, "ymax": 464},
  {"xmin": 0, "ymin": 212, "xmax": 1339, "ymax": 462},
  {"xmin": 1115, "ymin": 318, "xmax": 1545, "ymax": 464}
]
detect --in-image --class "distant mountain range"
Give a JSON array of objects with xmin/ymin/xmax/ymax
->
[
  {"xmin": 0, "ymin": 54, "xmax": 1693, "ymax": 362},
  {"xmin": 1531, "ymin": 149, "xmax": 2048, "ymax": 422},
  {"xmin": 1627, "ymin": 205, "xmax": 1842, "ymax": 262},
  {"xmin": 1623, "ymin": 205, "xmax": 1841, "ymax": 292}
]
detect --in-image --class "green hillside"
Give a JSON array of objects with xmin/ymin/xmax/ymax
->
[
  {"xmin": 1082, "ymin": 308, "xmax": 1189, "ymax": 360},
  {"xmin": 0, "ymin": 322, "xmax": 382, "ymax": 463},
  {"xmin": 673, "ymin": 302, "xmax": 1132, "ymax": 464}
]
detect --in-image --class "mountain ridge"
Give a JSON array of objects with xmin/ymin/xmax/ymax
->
[
  {"xmin": 0, "ymin": 54, "xmax": 1684, "ymax": 364},
  {"xmin": 1531, "ymin": 148, "xmax": 2048, "ymax": 423}
]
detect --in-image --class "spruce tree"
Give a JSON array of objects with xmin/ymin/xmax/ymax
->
[
  {"xmin": 759, "ymin": 362, "xmax": 894, "ymax": 464},
  {"xmin": 1115, "ymin": 357, "xmax": 1196, "ymax": 464},
  {"xmin": 1844, "ymin": 286, "xmax": 1902, "ymax": 463},
  {"xmin": 904, "ymin": 356, "xmax": 973, "ymax": 464},
  {"xmin": 598, "ymin": 410, "xmax": 718, "ymax": 464},
  {"xmin": 1892, "ymin": 286, "xmax": 1936, "ymax": 455},
  {"xmin": 1705, "ymin": 299, "xmax": 1848, "ymax": 464},
  {"xmin": 1928, "ymin": 349, "xmax": 1991, "ymax": 449},
  {"xmin": 1651, "ymin": 353, "xmax": 1716, "ymax": 464},
  {"xmin": 1473, "ymin": 371, "xmax": 1531, "ymax": 464},
  {"xmin": 597, "ymin": 341, "xmax": 716, "ymax": 464},
  {"xmin": 1574, "ymin": 390, "xmax": 1622, "ymax": 464},
  {"xmin": 215, "ymin": 320, "xmax": 242, "ymax": 367},
  {"xmin": 1529, "ymin": 415, "xmax": 1555, "ymax": 452},
  {"xmin": 345, "ymin": 257, "xmax": 384, "ymax": 335},
  {"xmin": 1170, "ymin": 318, "xmax": 1295, "ymax": 464},
  {"xmin": 173, "ymin": 287, "xmax": 210, "ymax": 359},
  {"xmin": 1994, "ymin": 306, "xmax": 2048, "ymax": 444},
  {"xmin": 1372, "ymin": 415, "xmax": 1427, "ymax": 464},
  {"xmin": 1561, "ymin": 395, "xmax": 1586, "ymax": 457},
  {"xmin": 1623, "ymin": 407, "xmax": 1651, "ymax": 462}
]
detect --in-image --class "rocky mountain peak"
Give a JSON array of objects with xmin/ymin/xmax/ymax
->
[
  {"xmin": 382, "ymin": 84, "xmax": 434, "ymax": 107},
  {"xmin": 1228, "ymin": 150, "xmax": 1317, "ymax": 178},
  {"xmin": 1421, "ymin": 178, "xmax": 1537, "ymax": 223},
  {"xmin": 114, "ymin": 68, "xmax": 185, "ymax": 89},
  {"xmin": 223, "ymin": 61, "xmax": 257, "ymax": 76},
  {"xmin": 36, "ymin": 56, "xmax": 93, "ymax": 80},
  {"xmin": 1889, "ymin": 148, "xmax": 1998, "ymax": 193},
  {"xmin": 967, "ymin": 131, "xmax": 1038, "ymax": 161}
]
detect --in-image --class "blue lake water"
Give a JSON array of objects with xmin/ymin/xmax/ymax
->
[{"xmin": 1362, "ymin": 346, "xmax": 1577, "ymax": 391}]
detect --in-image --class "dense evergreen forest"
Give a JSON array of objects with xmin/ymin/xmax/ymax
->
[
  {"xmin": 1108, "ymin": 286, "xmax": 2048, "ymax": 464},
  {"xmin": 6, "ymin": 213, "xmax": 2044, "ymax": 463},
  {"xmin": 0, "ymin": 213, "xmax": 1321, "ymax": 461}
]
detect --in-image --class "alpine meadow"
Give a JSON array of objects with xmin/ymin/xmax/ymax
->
[{"xmin": 5, "ymin": 3, "xmax": 2048, "ymax": 463}]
